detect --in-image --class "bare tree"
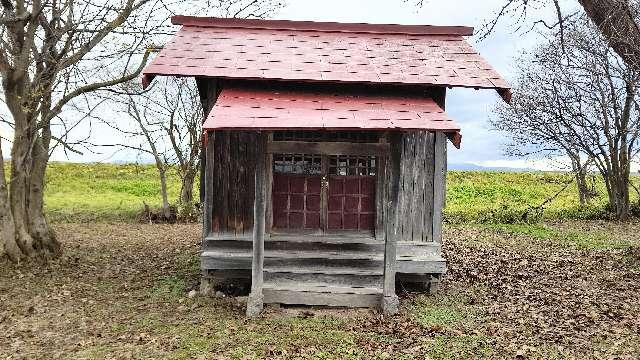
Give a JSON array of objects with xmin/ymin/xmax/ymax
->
[
  {"xmin": 479, "ymin": 0, "xmax": 640, "ymax": 71},
  {"xmin": 494, "ymin": 20, "xmax": 640, "ymax": 219},
  {"xmin": 0, "ymin": 0, "xmax": 283, "ymax": 262},
  {"xmin": 0, "ymin": 0, "xmax": 165, "ymax": 262},
  {"xmin": 492, "ymin": 43, "xmax": 597, "ymax": 205},
  {"xmin": 103, "ymin": 78, "xmax": 203, "ymax": 220}
]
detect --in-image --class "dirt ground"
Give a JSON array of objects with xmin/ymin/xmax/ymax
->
[{"xmin": 1, "ymin": 221, "xmax": 640, "ymax": 359}]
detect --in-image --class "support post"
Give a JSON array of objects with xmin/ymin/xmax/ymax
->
[
  {"xmin": 247, "ymin": 132, "xmax": 267, "ymax": 318},
  {"xmin": 432, "ymin": 132, "xmax": 446, "ymax": 244},
  {"xmin": 382, "ymin": 134, "xmax": 401, "ymax": 316},
  {"xmin": 200, "ymin": 131, "xmax": 215, "ymax": 296}
]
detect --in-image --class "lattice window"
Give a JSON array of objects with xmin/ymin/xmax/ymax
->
[
  {"xmin": 273, "ymin": 131, "xmax": 379, "ymax": 143},
  {"xmin": 329, "ymin": 155, "xmax": 376, "ymax": 176},
  {"xmin": 273, "ymin": 154, "xmax": 322, "ymax": 175}
]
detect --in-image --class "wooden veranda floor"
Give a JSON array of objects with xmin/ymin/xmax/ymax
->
[{"xmin": 201, "ymin": 233, "xmax": 446, "ymax": 307}]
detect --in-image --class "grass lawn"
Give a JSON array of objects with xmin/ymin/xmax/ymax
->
[
  {"xmin": 43, "ymin": 162, "xmax": 185, "ymax": 222},
  {"xmin": 35, "ymin": 162, "xmax": 640, "ymax": 223},
  {"xmin": 2, "ymin": 221, "xmax": 640, "ymax": 359}
]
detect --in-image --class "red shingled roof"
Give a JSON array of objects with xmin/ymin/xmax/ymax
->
[
  {"xmin": 204, "ymin": 86, "xmax": 463, "ymax": 148},
  {"xmin": 142, "ymin": 16, "xmax": 511, "ymax": 102}
]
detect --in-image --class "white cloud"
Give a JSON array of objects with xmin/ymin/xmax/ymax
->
[
  {"xmin": 48, "ymin": 1, "xmax": 557, "ymax": 164},
  {"xmin": 477, "ymin": 157, "xmax": 572, "ymax": 171}
]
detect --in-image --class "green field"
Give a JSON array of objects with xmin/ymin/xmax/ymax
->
[{"xmin": 16, "ymin": 162, "xmax": 640, "ymax": 223}]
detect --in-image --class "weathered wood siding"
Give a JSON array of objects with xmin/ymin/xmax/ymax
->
[
  {"xmin": 207, "ymin": 131, "xmax": 260, "ymax": 236},
  {"xmin": 385, "ymin": 131, "xmax": 446, "ymax": 243}
]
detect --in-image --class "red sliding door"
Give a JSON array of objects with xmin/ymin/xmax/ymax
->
[{"xmin": 272, "ymin": 153, "xmax": 376, "ymax": 233}]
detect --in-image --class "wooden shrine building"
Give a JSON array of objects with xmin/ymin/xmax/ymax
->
[{"xmin": 142, "ymin": 16, "xmax": 510, "ymax": 316}]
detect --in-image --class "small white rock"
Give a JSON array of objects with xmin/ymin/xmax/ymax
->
[
  {"xmin": 214, "ymin": 291, "xmax": 226, "ymax": 298},
  {"xmin": 187, "ymin": 290, "xmax": 198, "ymax": 299}
]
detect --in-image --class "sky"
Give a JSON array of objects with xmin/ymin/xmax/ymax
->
[
  {"xmin": 0, "ymin": 0, "xmax": 565, "ymax": 169},
  {"xmin": 278, "ymin": 0, "xmax": 559, "ymax": 169}
]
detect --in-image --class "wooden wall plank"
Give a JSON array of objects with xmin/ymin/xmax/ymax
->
[
  {"xmin": 423, "ymin": 132, "xmax": 435, "ymax": 242},
  {"xmin": 209, "ymin": 131, "xmax": 258, "ymax": 236},
  {"xmin": 265, "ymin": 132, "xmax": 274, "ymax": 235},
  {"xmin": 203, "ymin": 132, "xmax": 215, "ymax": 238},
  {"xmin": 412, "ymin": 133, "xmax": 426, "ymax": 242},
  {"xmin": 432, "ymin": 132, "xmax": 446, "ymax": 244}
]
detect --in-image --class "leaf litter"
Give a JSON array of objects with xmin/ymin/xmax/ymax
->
[{"xmin": 1, "ymin": 221, "xmax": 639, "ymax": 359}]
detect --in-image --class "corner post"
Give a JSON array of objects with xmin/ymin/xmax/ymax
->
[
  {"xmin": 382, "ymin": 133, "xmax": 401, "ymax": 315},
  {"xmin": 200, "ymin": 131, "xmax": 215, "ymax": 295},
  {"xmin": 247, "ymin": 132, "xmax": 268, "ymax": 318},
  {"xmin": 432, "ymin": 132, "xmax": 446, "ymax": 244}
]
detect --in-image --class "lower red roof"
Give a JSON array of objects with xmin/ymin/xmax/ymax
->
[{"xmin": 204, "ymin": 87, "xmax": 462, "ymax": 148}]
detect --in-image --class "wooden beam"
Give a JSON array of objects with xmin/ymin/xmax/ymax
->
[
  {"xmin": 375, "ymin": 134, "xmax": 388, "ymax": 240},
  {"xmin": 382, "ymin": 134, "xmax": 401, "ymax": 315},
  {"xmin": 265, "ymin": 132, "xmax": 274, "ymax": 234},
  {"xmin": 247, "ymin": 132, "xmax": 268, "ymax": 318},
  {"xmin": 432, "ymin": 132, "xmax": 446, "ymax": 244},
  {"xmin": 267, "ymin": 141, "xmax": 390, "ymax": 156}
]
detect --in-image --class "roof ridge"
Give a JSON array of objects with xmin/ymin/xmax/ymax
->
[{"xmin": 171, "ymin": 16, "xmax": 474, "ymax": 36}]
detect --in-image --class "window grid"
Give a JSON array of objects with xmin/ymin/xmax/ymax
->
[
  {"xmin": 273, "ymin": 154, "xmax": 322, "ymax": 175},
  {"xmin": 329, "ymin": 155, "xmax": 376, "ymax": 176}
]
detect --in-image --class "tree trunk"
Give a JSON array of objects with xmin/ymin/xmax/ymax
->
[
  {"xmin": 27, "ymin": 137, "xmax": 60, "ymax": 255},
  {"xmin": 579, "ymin": 0, "xmax": 640, "ymax": 71},
  {"xmin": 569, "ymin": 154, "xmax": 590, "ymax": 205},
  {"xmin": 604, "ymin": 170, "xmax": 631, "ymax": 221},
  {"xmin": 180, "ymin": 168, "xmax": 197, "ymax": 204},
  {"xmin": 0, "ymin": 147, "xmax": 21, "ymax": 262},
  {"xmin": 575, "ymin": 168, "xmax": 589, "ymax": 205},
  {"xmin": 158, "ymin": 167, "xmax": 171, "ymax": 220},
  {"xmin": 1, "ymin": 130, "xmax": 60, "ymax": 261},
  {"xmin": 0, "ymin": 80, "xmax": 60, "ymax": 261}
]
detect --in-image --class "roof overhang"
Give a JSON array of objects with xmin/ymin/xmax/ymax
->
[
  {"xmin": 142, "ymin": 16, "xmax": 512, "ymax": 103},
  {"xmin": 171, "ymin": 16, "xmax": 475, "ymax": 36},
  {"xmin": 204, "ymin": 86, "xmax": 463, "ymax": 148}
]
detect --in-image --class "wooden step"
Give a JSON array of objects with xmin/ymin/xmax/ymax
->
[
  {"xmin": 264, "ymin": 264, "xmax": 382, "ymax": 276},
  {"xmin": 201, "ymin": 249, "xmax": 382, "ymax": 260},
  {"xmin": 263, "ymin": 283, "xmax": 382, "ymax": 307},
  {"xmin": 264, "ymin": 271, "xmax": 383, "ymax": 288},
  {"xmin": 204, "ymin": 237, "xmax": 440, "ymax": 257},
  {"xmin": 264, "ymin": 283, "xmax": 381, "ymax": 295}
]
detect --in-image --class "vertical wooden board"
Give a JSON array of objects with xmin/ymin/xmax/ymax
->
[
  {"xmin": 375, "ymin": 136, "xmax": 387, "ymax": 241},
  {"xmin": 433, "ymin": 132, "xmax": 446, "ymax": 244},
  {"xmin": 211, "ymin": 131, "xmax": 223, "ymax": 234},
  {"xmin": 385, "ymin": 133, "xmax": 402, "ymax": 241},
  {"xmin": 203, "ymin": 131, "xmax": 215, "ymax": 238},
  {"xmin": 423, "ymin": 132, "xmax": 435, "ymax": 242},
  {"xmin": 250, "ymin": 132, "xmax": 267, "ymax": 295},
  {"xmin": 236, "ymin": 132, "xmax": 247, "ymax": 234},
  {"xmin": 412, "ymin": 132, "xmax": 426, "ymax": 242},
  {"xmin": 383, "ymin": 132, "xmax": 402, "ymax": 298},
  {"xmin": 244, "ymin": 131, "xmax": 258, "ymax": 235},
  {"xmin": 221, "ymin": 132, "xmax": 231, "ymax": 234},
  {"xmin": 230, "ymin": 133, "xmax": 240, "ymax": 235},
  {"xmin": 401, "ymin": 133, "xmax": 416, "ymax": 242},
  {"xmin": 265, "ymin": 132, "xmax": 274, "ymax": 234},
  {"xmin": 320, "ymin": 155, "xmax": 328, "ymax": 231}
]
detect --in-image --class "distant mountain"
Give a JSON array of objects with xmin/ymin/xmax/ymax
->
[{"xmin": 449, "ymin": 162, "xmax": 538, "ymax": 172}]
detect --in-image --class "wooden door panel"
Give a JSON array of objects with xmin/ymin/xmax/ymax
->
[
  {"xmin": 327, "ymin": 176, "xmax": 376, "ymax": 231},
  {"xmin": 272, "ymin": 152, "xmax": 376, "ymax": 233},
  {"xmin": 272, "ymin": 173, "xmax": 322, "ymax": 231}
]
